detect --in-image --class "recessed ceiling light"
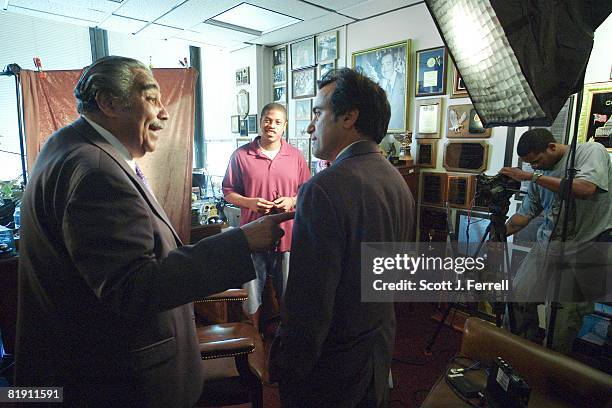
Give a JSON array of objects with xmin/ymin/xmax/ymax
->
[{"xmin": 208, "ymin": 3, "xmax": 300, "ymax": 35}]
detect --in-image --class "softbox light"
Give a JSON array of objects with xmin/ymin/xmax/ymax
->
[{"xmin": 425, "ymin": 0, "xmax": 612, "ymax": 127}]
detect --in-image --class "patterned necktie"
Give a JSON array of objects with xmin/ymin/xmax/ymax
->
[{"xmin": 134, "ymin": 164, "xmax": 154, "ymax": 196}]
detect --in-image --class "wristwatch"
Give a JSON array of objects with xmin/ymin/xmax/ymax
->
[{"xmin": 531, "ymin": 172, "xmax": 543, "ymax": 183}]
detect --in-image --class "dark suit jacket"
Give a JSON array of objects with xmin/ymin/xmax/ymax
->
[
  {"xmin": 279, "ymin": 141, "xmax": 415, "ymax": 407},
  {"xmin": 15, "ymin": 118, "xmax": 255, "ymax": 407}
]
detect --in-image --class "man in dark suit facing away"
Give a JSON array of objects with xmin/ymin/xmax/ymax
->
[
  {"xmin": 277, "ymin": 68, "xmax": 415, "ymax": 407},
  {"xmin": 15, "ymin": 55, "xmax": 293, "ymax": 407}
]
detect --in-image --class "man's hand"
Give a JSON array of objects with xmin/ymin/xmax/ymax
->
[
  {"xmin": 273, "ymin": 196, "xmax": 295, "ymax": 213},
  {"xmin": 241, "ymin": 212, "xmax": 295, "ymax": 251},
  {"xmin": 499, "ymin": 167, "xmax": 531, "ymax": 182},
  {"xmin": 245, "ymin": 197, "xmax": 275, "ymax": 214}
]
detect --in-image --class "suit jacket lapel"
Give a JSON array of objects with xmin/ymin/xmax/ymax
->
[{"xmin": 70, "ymin": 117, "xmax": 182, "ymax": 245}]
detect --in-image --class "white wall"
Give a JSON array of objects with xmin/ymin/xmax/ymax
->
[{"xmin": 584, "ymin": 15, "xmax": 612, "ymax": 84}]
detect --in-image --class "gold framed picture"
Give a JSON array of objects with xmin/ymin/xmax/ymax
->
[
  {"xmin": 576, "ymin": 81, "xmax": 612, "ymax": 146},
  {"xmin": 415, "ymin": 46, "xmax": 447, "ymax": 97},
  {"xmin": 352, "ymin": 40, "xmax": 411, "ymax": 133}
]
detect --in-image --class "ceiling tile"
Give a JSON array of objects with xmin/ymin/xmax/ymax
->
[
  {"xmin": 172, "ymin": 29, "xmax": 242, "ymax": 48},
  {"xmin": 97, "ymin": 14, "xmax": 147, "ymax": 33},
  {"xmin": 112, "ymin": 0, "xmax": 182, "ymax": 23},
  {"xmin": 309, "ymin": 0, "xmax": 369, "ymax": 10},
  {"xmin": 44, "ymin": 0, "xmax": 120, "ymax": 14},
  {"xmin": 191, "ymin": 21, "xmax": 258, "ymax": 42},
  {"xmin": 136, "ymin": 23, "xmax": 185, "ymax": 39},
  {"xmin": 253, "ymin": 12, "xmax": 352, "ymax": 46},
  {"xmin": 212, "ymin": 3, "xmax": 300, "ymax": 34},
  {"xmin": 339, "ymin": 0, "xmax": 417, "ymax": 20},
  {"xmin": 249, "ymin": 0, "xmax": 327, "ymax": 20},
  {"xmin": 8, "ymin": 0, "xmax": 106, "ymax": 23},
  {"xmin": 156, "ymin": 0, "xmax": 238, "ymax": 29}
]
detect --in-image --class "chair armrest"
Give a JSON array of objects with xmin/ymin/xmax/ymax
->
[
  {"xmin": 196, "ymin": 289, "xmax": 248, "ymax": 303},
  {"xmin": 200, "ymin": 337, "xmax": 255, "ymax": 360}
]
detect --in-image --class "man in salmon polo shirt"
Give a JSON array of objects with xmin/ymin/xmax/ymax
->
[{"xmin": 223, "ymin": 103, "xmax": 311, "ymax": 333}]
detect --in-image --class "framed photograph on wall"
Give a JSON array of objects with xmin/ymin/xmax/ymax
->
[
  {"xmin": 295, "ymin": 99, "xmax": 312, "ymax": 121},
  {"xmin": 273, "ymin": 85, "xmax": 286, "ymax": 103},
  {"xmin": 247, "ymin": 115, "xmax": 258, "ymax": 134},
  {"xmin": 231, "ymin": 115, "xmax": 240, "ymax": 133},
  {"xmin": 295, "ymin": 120, "xmax": 310, "ymax": 138},
  {"xmin": 288, "ymin": 138, "xmax": 310, "ymax": 162},
  {"xmin": 235, "ymin": 66, "xmax": 250, "ymax": 86},
  {"xmin": 451, "ymin": 63, "xmax": 469, "ymax": 98},
  {"xmin": 576, "ymin": 81, "xmax": 612, "ymax": 145},
  {"xmin": 273, "ymin": 64, "xmax": 286, "ymax": 84},
  {"xmin": 292, "ymin": 67, "xmax": 316, "ymax": 99},
  {"xmin": 415, "ymin": 46, "xmax": 447, "ymax": 97},
  {"xmin": 352, "ymin": 40, "xmax": 411, "ymax": 133},
  {"xmin": 318, "ymin": 60, "xmax": 336, "ymax": 80},
  {"xmin": 291, "ymin": 37, "xmax": 315, "ymax": 70},
  {"xmin": 239, "ymin": 119, "xmax": 248, "ymax": 136},
  {"xmin": 417, "ymin": 140, "xmax": 437, "ymax": 168},
  {"xmin": 316, "ymin": 31, "xmax": 338, "ymax": 62},
  {"xmin": 415, "ymin": 98, "xmax": 442, "ymax": 139},
  {"xmin": 273, "ymin": 47, "xmax": 286, "ymax": 65}
]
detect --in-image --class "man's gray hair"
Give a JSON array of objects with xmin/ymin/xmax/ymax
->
[{"xmin": 74, "ymin": 56, "xmax": 150, "ymax": 114}]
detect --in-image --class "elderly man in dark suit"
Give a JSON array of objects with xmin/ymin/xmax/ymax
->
[
  {"xmin": 277, "ymin": 68, "xmax": 415, "ymax": 407},
  {"xmin": 14, "ymin": 56, "xmax": 292, "ymax": 407}
]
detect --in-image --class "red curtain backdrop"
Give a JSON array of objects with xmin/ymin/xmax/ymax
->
[{"xmin": 20, "ymin": 68, "xmax": 197, "ymax": 242}]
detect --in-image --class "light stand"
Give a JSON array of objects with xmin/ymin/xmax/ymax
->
[
  {"xmin": 0, "ymin": 64, "xmax": 27, "ymax": 186},
  {"xmin": 545, "ymin": 90, "xmax": 583, "ymax": 349}
]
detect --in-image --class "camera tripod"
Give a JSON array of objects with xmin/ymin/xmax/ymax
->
[{"xmin": 424, "ymin": 205, "xmax": 514, "ymax": 355}]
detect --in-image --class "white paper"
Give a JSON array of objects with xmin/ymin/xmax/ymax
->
[
  {"xmin": 418, "ymin": 104, "xmax": 439, "ymax": 133},
  {"xmin": 423, "ymin": 70, "xmax": 438, "ymax": 88}
]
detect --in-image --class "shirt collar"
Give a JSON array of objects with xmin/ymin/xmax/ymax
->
[
  {"xmin": 82, "ymin": 115, "xmax": 137, "ymax": 173},
  {"xmin": 247, "ymin": 136, "xmax": 290, "ymax": 157},
  {"xmin": 335, "ymin": 140, "xmax": 369, "ymax": 162}
]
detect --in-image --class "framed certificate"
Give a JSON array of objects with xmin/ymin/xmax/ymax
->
[
  {"xmin": 415, "ymin": 98, "xmax": 442, "ymax": 138},
  {"xmin": 415, "ymin": 46, "xmax": 447, "ymax": 97}
]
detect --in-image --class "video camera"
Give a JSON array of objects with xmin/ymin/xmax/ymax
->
[{"xmin": 475, "ymin": 174, "xmax": 521, "ymax": 215}]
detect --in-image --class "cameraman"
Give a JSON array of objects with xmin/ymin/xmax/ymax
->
[{"xmin": 499, "ymin": 128, "xmax": 611, "ymax": 353}]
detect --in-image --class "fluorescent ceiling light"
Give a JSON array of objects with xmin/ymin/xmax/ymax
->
[{"xmin": 209, "ymin": 3, "xmax": 300, "ymax": 35}]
